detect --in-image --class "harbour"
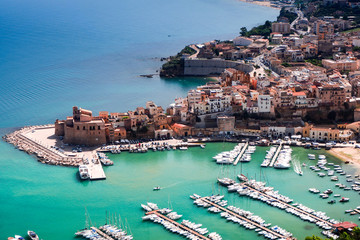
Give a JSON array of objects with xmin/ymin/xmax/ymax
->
[
  {"xmin": 192, "ymin": 195, "xmax": 292, "ymax": 239},
  {"xmin": 2, "ymin": 141, "xmax": 360, "ymax": 239}
]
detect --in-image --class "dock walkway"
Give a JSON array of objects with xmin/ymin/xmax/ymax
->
[
  {"xmin": 90, "ymin": 227, "xmax": 115, "ymax": 240},
  {"xmin": 146, "ymin": 210, "xmax": 211, "ymax": 240},
  {"xmin": 200, "ymin": 197, "xmax": 286, "ymax": 239},
  {"xmin": 269, "ymin": 143, "xmax": 282, "ymax": 167},
  {"xmin": 233, "ymin": 142, "xmax": 248, "ymax": 166},
  {"xmin": 241, "ymin": 182, "xmax": 333, "ymax": 226},
  {"xmin": 88, "ymin": 162, "xmax": 106, "ymax": 180}
]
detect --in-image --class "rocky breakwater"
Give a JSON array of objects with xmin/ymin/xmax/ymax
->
[{"xmin": 3, "ymin": 125, "xmax": 84, "ymax": 167}]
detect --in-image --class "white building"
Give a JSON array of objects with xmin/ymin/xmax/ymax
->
[
  {"xmin": 233, "ymin": 36, "xmax": 254, "ymax": 46},
  {"xmin": 353, "ymin": 38, "xmax": 360, "ymax": 47},
  {"xmin": 187, "ymin": 90, "xmax": 202, "ymax": 112},
  {"xmin": 258, "ymin": 95, "xmax": 271, "ymax": 113},
  {"xmin": 293, "ymin": 92, "xmax": 307, "ymax": 107}
]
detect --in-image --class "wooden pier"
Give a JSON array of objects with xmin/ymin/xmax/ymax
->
[
  {"xmin": 90, "ymin": 227, "xmax": 115, "ymax": 240},
  {"xmin": 240, "ymin": 182, "xmax": 333, "ymax": 226},
  {"xmin": 200, "ymin": 197, "xmax": 287, "ymax": 239},
  {"xmin": 233, "ymin": 142, "xmax": 248, "ymax": 166},
  {"xmin": 269, "ymin": 143, "xmax": 282, "ymax": 167},
  {"xmin": 146, "ymin": 210, "xmax": 211, "ymax": 240}
]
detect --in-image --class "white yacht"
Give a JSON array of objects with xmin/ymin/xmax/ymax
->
[
  {"xmin": 27, "ymin": 231, "xmax": 39, "ymax": 240},
  {"xmin": 308, "ymin": 154, "xmax": 316, "ymax": 160},
  {"xmin": 78, "ymin": 165, "xmax": 90, "ymax": 180}
]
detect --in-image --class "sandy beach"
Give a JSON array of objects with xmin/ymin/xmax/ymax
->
[
  {"xmin": 238, "ymin": 0, "xmax": 280, "ymax": 9},
  {"xmin": 329, "ymin": 147, "xmax": 360, "ymax": 169}
]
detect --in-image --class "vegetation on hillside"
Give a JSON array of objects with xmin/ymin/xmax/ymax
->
[
  {"xmin": 160, "ymin": 46, "xmax": 196, "ymax": 77},
  {"xmin": 240, "ymin": 20, "xmax": 272, "ymax": 38},
  {"xmin": 278, "ymin": 8, "xmax": 298, "ymax": 23},
  {"xmin": 313, "ymin": 4, "xmax": 360, "ymax": 24},
  {"xmin": 305, "ymin": 227, "xmax": 360, "ymax": 240},
  {"xmin": 305, "ymin": 57, "xmax": 323, "ymax": 67}
]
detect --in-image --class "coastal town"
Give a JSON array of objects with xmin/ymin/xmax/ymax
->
[
  {"xmin": 4, "ymin": 0, "xmax": 360, "ymax": 240},
  {"xmin": 30, "ymin": 0, "xmax": 360, "ymax": 152}
]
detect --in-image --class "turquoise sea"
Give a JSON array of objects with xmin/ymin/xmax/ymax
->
[
  {"xmin": 1, "ymin": 144, "xmax": 360, "ymax": 239},
  {"xmin": 3, "ymin": 0, "xmax": 359, "ymax": 239}
]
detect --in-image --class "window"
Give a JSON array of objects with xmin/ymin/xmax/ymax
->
[
  {"xmin": 83, "ymin": 126, "xmax": 85, "ymax": 130},
  {"xmin": 77, "ymin": 126, "xmax": 79, "ymax": 130},
  {"xmin": 98, "ymin": 126, "xmax": 100, "ymax": 130}
]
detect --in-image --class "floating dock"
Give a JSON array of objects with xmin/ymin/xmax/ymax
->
[
  {"xmin": 240, "ymin": 181, "xmax": 333, "ymax": 226},
  {"xmin": 269, "ymin": 143, "xmax": 282, "ymax": 167},
  {"xmin": 87, "ymin": 162, "xmax": 106, "ymax": 180},
  {"xmin": 233, "ymin": 142, "xmax": 248, "ymax": 166},
  {"xmin": 146, "ymin": 210, "xmax": 211, "ymax": 240},
  {"xmin": 90, "ymin": 227, "xmax": 115, "ymax": 240},
  {"xmin": 199, "ymin": 196, "xmax": 288, "ymax": 239}
]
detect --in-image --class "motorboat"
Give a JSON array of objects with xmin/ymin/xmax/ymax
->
[
  {"xmin": 153, "ymin": 186, "xmax": 161, "ymax": 191},
  {"xmin": 179, "ymin": 146, "xmax": 188, "ymax": 150},
  {"xmin": 328, "ymin": 200, "xmax": 336, "ymax": 204},
  {"xmin": 200, "ymin": 144, "xmax": 205, "ymax": 149},
  {"xmin": 308, "ymin": 154, "xmax": 316, "ymax": 160},
  {"xmin": 323, "ymin": 189, "xmax": 333, "ymax": 195},
  {"xmin": 14, "ymin": 236, "xmax": 24, "ymax": 240},
  {"xmin": 330, "ymin": 176, "xmax": 338, "ymax": 181},
  {"xmin": 78, "ymin": 165, "xmax": 90, "ymax": 180},
  {"xmin": 27, "ymin": 231, "xmax": 39, "ymax": 240},
  {"xmin": 318, "ymin": 155, "xmax": 326, "ymax": 160},
  {"xmin": 309, "ymin": 188, "xmax": 320, "ymax": 194},
  {"xmin": 339, "ymin": 197, "xmax": 350, "ymax": 202}
]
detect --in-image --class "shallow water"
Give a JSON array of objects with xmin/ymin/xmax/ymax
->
[{"xmin": 1, "ymin": 143, "xmax": 360, "ymax": 239}]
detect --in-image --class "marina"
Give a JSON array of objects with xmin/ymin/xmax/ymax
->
[
  {"xmin": 269, "ymin": 143, "xmax": 283, "ymax": 167},
  {"xmin": 192, "ymin": 194, "xmax": 293, "ymax": 240},
  {"xmin": 142, "ymin": 203, "xmax": 218, "ymax": 240},
  {"xmin": 233, "ymin": 142, "xmax": 248, "ymax": 165},
  {"xmin": 2, "ymin": 142, "xmax": 360, "ymax": 239},
  {"xmin": 220, "ymin": 176, "xmax": 340, "ymax": 235}
]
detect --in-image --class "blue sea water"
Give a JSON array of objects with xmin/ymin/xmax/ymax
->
[
  {"xmin": 0, "ymin": 0, "xmax": 317, "ymax": 239},
  {"xmin": 0, "ymin": 0, "xmax": 278, "ymax": 129}
]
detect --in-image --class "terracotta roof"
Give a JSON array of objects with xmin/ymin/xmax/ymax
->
[
  {"xmin": 292, "ymin": 92, "xmax": 306, "ymax": 96},
  {"xmin": 172, "ymin": 123, "xmax": 189, "ymax": 129},
  {"xmin": 333, "ymin": 222, "xmax": 358, "ymax": 229}
]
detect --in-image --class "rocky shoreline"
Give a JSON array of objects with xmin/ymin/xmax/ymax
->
[{"xmin": 3, "ymin": 125, "xmax": 83, "ymax": 167}]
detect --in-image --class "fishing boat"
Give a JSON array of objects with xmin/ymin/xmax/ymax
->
[
  {"xmin": 339, "ymin": 197, "xmax": 350, "ymax": 202},
  {"xmin": 27, "ymin": 231, "xmax": 39, "ymax": 240}
]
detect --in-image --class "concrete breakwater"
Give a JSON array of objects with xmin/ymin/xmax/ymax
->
[
  {"xmin": 3, "ymin": 125, "xmax": 84, "ymax": 167},
  {"xmin": 3, "ymin": 125, "xmax": 203, "ymax": 169}
]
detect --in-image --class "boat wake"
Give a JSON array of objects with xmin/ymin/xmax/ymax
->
[
  {"xmin": 161, "ymin": 181, "xmax": 184, "ymax": 189},
  {"xmin": 292, "ymin": 157, "xmax": 303, "ymax": 176}
]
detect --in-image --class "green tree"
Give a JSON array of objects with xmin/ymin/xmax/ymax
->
[
  {"xmin": 305, "ymin": 236, "xmax": 324, "ymax": 240},
  {"xmin": 240, "ymin": 27, "xmax": 248, "ymax": 36}
]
